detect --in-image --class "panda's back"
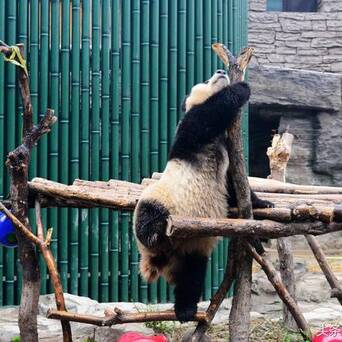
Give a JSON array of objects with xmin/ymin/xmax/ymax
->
[{"xmin": 140, "ymin": 139, "xmax": 229, "ymax": 219}]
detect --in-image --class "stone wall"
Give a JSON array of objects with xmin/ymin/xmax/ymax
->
[
  {"xmin": 249, "ymin": 66, "xmax": 342, "ymax": 186},
  {"xmin": 249, "ymin": 0, "xmax": 342, "ymax": 72}
]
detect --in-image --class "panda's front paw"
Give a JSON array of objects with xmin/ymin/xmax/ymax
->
[
  {"xmin": 230, "ymin": 81, "xmax": 251, "ymax": 106},
  {"xmin": 174, "ymin": 303, "xmax": 197, "ymax": 323},
  {"xmin": 253, "ymin": 198, "xmax": 275, "ymax": 209}
]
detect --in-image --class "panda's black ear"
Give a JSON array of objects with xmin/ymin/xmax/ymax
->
[{"xmin": 181, "ymin": 95, "xmax": 189, "ymax": 112}]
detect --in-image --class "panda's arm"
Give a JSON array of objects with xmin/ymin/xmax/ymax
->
[
  {"xmin": 169, "ymin": 82, "xmax": 250, "ymax": 161},
  {"xmin": 218, "ymin": 81, "xmax": 251, "ymax": 111}
]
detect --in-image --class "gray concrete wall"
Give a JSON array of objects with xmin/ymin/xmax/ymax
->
[{"xmin": 249, "ymin": 0, "xmax": 342, "ymax": 72}]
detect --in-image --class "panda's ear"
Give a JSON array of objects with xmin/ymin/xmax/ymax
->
[{"xmin": 181, "ymin": 95, "xmax": 189, "ymax": 112}]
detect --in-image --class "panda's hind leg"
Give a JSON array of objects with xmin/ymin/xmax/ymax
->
[
  {"xmin": 139, "ymin": 252, "xmax": 170, "ymax": 283},
  {"xmin": 135, "ymin": 200, "xmax": 170, "ymax": 251},
  {"xmin": 172, "ymin": 252, "xmax": 208, "ymax": 322}
]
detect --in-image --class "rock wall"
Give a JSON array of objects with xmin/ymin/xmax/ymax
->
[
  {"xmin": 249, "ymin": 0, "xmax": 342, "ymax": 72},
  {"xmin": 249, "ymin": 66, "xmax": 342, "ymax": 186}
]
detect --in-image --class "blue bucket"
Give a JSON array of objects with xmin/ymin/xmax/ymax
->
[{"xmin": 0, "ymin": 211, "xmax": 17, "ymax": 248}]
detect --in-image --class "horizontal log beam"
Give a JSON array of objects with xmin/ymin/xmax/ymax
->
[
  {"xmin": 4, "ymin": 178, "xmax": 342, "ymax": 225},
  {"xmin": 151, "ymin": 173, "xmax": 342, "ymax": 195},
  {"xmin": 47, "ymin": 309, "xmax": 207, "ymax": 326},
  {"xmin": 166, "ymin": 216, "xmax": 342, "ymax": 239},
  {"xmin": 29, "ymin": 178, "xmax": 139, "ymax": 210}
]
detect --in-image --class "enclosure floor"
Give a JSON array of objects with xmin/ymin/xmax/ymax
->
[{"xmin": 253, "ymin": 248, "xmax": 342, "ymax": 273}]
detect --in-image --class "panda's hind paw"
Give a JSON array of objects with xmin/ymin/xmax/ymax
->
[{"xmin": 253, "ymin": 199, "xmax": 275, "ymax": 209}]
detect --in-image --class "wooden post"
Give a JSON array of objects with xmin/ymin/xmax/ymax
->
[
  {"xmin": 267, "ymin": 130, "xmax": 297, "ymax": 330},
  {"xmin": 0, "ymin": 42, "xmax": 57, "ymax": 341},
  {"xmin": 211, "ymin": 44, "xmax": 255, "ymax": 342}
]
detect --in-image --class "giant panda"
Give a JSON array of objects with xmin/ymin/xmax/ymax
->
[{"xmin": 133, "ymin": 69, "xmax": 273, "ymax": 322}]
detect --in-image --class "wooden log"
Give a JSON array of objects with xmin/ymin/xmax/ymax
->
[
  {"xmin": 47, "ymin": 309, "xmax": 207, "ymax": 326},
  {"xmin": 267, "ymin": 130, "xmax": 297, "ymax": 331},
  {"xmin": 29, "ymin": 178, "xmax": 138, "ymax": 210},
  {"xmin": 229, "ymin": 205, "xmax": 342, "ymax": 223},
  {"xmin": 35, "ymin": 201, "xmax": 72, "ymax": 341},
  {"xmin": 151, "ymin": 173, "xmax": 342, "ymax": 195},
  {"xmin": 0, "ymin": 42, "xmax": 57, "ymax": 342},
  {"xmin": 245, "ymin": 242, "xmax": 311, "ymax": 339},
  {"xmin": 25, "ymin": 177, "xmax": 342, "ymax": 212},
  {"xmin": 277, "ymin": 238, "xmax": 297, "ymax": 330},
  {"xmin": 190, "ymin": 239, "xmax": 238, "ymax": 341},
  {"xmin": 166, "ymin": 216, "xmax": 342, "ymax": 239},
  {"xmin": 220, "ymin": 45, "xmax": 255, "ymax": 342},
  {"xmin": 267, "ymin": 131, "xmax": 294, "ymax": 183},
  {"xmin": 305, "ymin": 235, "xmax": 342, "ymax": 306}
]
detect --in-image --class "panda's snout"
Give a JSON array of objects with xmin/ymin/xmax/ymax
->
[{"xmin": 216, "ymin": 69, "xmax": 226, "ymax": 75}]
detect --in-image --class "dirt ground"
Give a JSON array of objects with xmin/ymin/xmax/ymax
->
[{"xmin": 165, "ymin": 319, "xmax": 307, "ymax": 342}]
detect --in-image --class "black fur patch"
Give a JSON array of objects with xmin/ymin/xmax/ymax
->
[
  {"xmin": 172, "ymin": 252, "xmax": 208, "ymax": 322},
  {"xmin": 169, "ymin": 82, "xmax": 250, "ymax": 162},
  {"xmin": 150, "ymin": 254, "xmax": 169, "ymax": 269},
  {"xmin": 135, "ymin": 200, "xmax": 171, "ymax": 252}
]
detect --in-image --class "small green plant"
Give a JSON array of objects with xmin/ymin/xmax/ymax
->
[
  {"xmin": 145, "ymin": 320, "xmax": 176, "ymax": 335},
  {"xmin": 83, "ymin": 328, "xmax": 97, "ymax": 342},
  {"xmin": 137, "ymin": 304, "xmax": 176, "ymax": 335},
  {"xmin": 11, "ymin": 337, "xmax": 21, "ymax": 342}
]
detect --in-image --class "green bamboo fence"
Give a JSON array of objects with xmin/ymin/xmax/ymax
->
[{"xmin": 0, "ymin": 0, "xmax": 249, "ymax": 305}]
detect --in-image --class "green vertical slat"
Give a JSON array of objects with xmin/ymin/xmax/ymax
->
[
  {"xmin": 158, "ymin": 1, "xmax": 169, "ymax": 302},
  {"xmin": 212, "ymin": 0, "xmax": 218, "ymax": 72},
  {"xmin": 222, "ymin": 0, "xmax": 227, "ymax": 45},
  {"xmin": 49, "ymin": 0, "xmax": 60, "ymax": 293},
  {"xmin": 70, "ymin": 0, "xmax": 80, "ymax": 295},
  {"xmin": 149, "ymin": 0, "xmax": 160, "ymax": 303},
  {"xmin": 203, "ymin": 1, "xmax": 212, "ymax": 79},
  {"xmin": 110, "ymin": 0, "xmax": 120, "ymax": 302},
  {"xmin": 90, "ymin": 0, "xmax": 101, "ymax": 301},
  {"xmin": 195, "ymin": 0, "xmax": 203, "ymax": 85},
  {"xmin": 80, "ymin": 0, "xmax": 90, "ymax": 297},
  {"xmin": 16, "ymin": 0, "xmax": 26, "ymax": 146},
  {"xmin": 159, "ymin": 0, "xmax": 168, "ymax": 171},
  {"xmin": 228, "ymin": 0, "xmax": 234, "ymax": 51},
  {"xmin": 0, "ymin": 0, "xmax": 5, "ymax": 306},
  {"xmin": 100, "ymin": 0, "xmax": 110, "ymax": 303},
  {"xmin": 159, "ymin": 0, "xmax": 168, "ymax": 178},
  {"xmin": 130, "ymin": 0, "xmax": 140, "ymax": 302},
  {"xmin": 168, "ymin": 0, "xmax": 177, "ymax": 146},
  {"xmin": 139, "ymin": 0, "xmax": 150, "ymax": 303},
  {"xmin": 38, "ymin": 0, "xmax": 49, "ymax": 295},
  {"xmin": 186, "ymin": 0, "xmax": 195, "ymax": 92},
  {"xmin": 121, "ymin": 0, "xmax": 131, "ymax": 302},
  {"xmin": 59, "ymin": 0, "xmax": 70, "ymax": 291},
  {"xmin": 28, "ymin": 0, "xmax": 38, "ymax": 180},
  {"xmin": 5, "ymin": 0, "xmax": 16, "ymax": 306},
  {"xmin": 177, "ymin": 0, "xmax": 186, "ymax": 121}
]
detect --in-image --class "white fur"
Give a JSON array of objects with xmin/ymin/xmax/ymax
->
[
  {"xmin": 185, "ymin": 72, "xmax": 230, "ymax": 112},
  {"xmin": 138, "ymin": 143, "xmax": 229, "ymax": 257}
]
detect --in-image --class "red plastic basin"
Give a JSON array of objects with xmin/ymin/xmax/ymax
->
[
  {"xmin": 117, "ymin": 332, "xmax": 168, "ymax": 342},
  {"xmin": 312, "ymin": 327, "xmax": 342, "ymax": 342}
]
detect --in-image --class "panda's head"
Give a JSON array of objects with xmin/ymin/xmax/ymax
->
[{"xmin": 183, "ymin": 69, "xmax": 230, "ymax": 112}]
